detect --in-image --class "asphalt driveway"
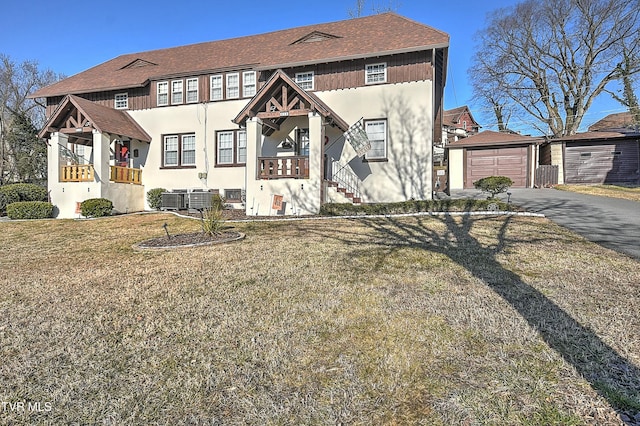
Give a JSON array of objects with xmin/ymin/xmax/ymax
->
[{"xmin": 449, "ymin": 188, "xmax": 640, "ymax": 260}]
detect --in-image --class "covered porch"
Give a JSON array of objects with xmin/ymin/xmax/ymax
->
[
  {"xmin": 40, "ymin": 95, "xmax": 151, "ymax": 218},
  {"xmin": 233, "ymin": 70, "xmax": 351, "ymax": 215}
]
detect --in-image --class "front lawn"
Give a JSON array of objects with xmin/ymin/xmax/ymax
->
[
  {"xmin": 555, "ymin": 184, "xmax": 640, "ymax": 202},
  {"xmin": 1, "ymin": 213, "xmax": 638, "ymax": 424}
]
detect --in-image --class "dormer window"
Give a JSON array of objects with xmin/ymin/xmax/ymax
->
[
  {"xmin": 186, "ymin": 78, "xmax": 198, "ymax": 103},
  {"xmin": 157, "ymin": 82, "xmax": 168, "ymax": 106},
  {"xmin": 172, "ymin": 80, "xmax": 183, "ymax": 104},
  {"xmin": 365, "ymin": 63, "xmax": 387, "ymax": 84},
  {"xmin": 243, "ymin": 71, "xmax": 256, "ymax": 97},
  {"xmin": 115, "ymin": 93, "xmax": 128, "ymax": 109},
  {"xmin": 295, "ymin": 72, "xmax": 314, "ymax": 91}
]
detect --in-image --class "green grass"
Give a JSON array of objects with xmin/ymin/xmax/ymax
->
[{"xmin": 0, "ymin": 213, "xmax": 638, "ymax": 424}]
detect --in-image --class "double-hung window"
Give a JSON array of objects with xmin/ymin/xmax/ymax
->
[
  {"xmin": 296, "ymin": 128, "xmax": 310, "ymax": 156},
  {"xmin": 295, "ymin": 72, "xmax": 314, "ymax": 90},
  {"xmin": 186, "ymin": 78, "xmax": 198, "ymax": 103},
  {"xmin": 217, "ymin": 131, "xmax": 234, "ymax": 165},
  {"xmin": 157, "ymin": 82, "xmax": 169, "ymax": 106},
  {"xmin": 163, "ymin": 133, "xmax": 196, "ymax": 167},
  {"xmin": 172, "ymin": 80, "xmax": 183, "ymax": 104},
  {"xmin": 181, "ymin": 134, "xmax": 196, "ymax": 166},
  {"xmin": 365, "ymin": 63, "xmax": 387, "ymax": 84},
  {"xmin": 365, "ymin": 119, "xmax": 387, "ymax": 160},
  {"xmin": 163, "ymin": 135, "xmax": 179, "ymax": 166},
  {"xmin": 115, "ymin": 93, "xmax": 128, "ymax": 109},
  {"xmin": 243, "ymin": 71, "xmax": 256, "ymax": 97},
  {"xmin": 237, "ymin": 130, "xmax": 247, "ymax": 163},
  {"xmin": 210, "ymin": 75, "xmax": 223, "ymax": 101},
  {"xmin": 216, "ymin": 130, "xmax": 246, "ymax": 166},
  {"xmin": 226, "ymin": 73, "xmax": 239, "ymax": 99}
]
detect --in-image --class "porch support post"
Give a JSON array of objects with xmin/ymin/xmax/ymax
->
[
  {"xmin": 308, "ymin": 111, "xmax": 323, "ymax": 212},
  {"xmin": 48, "ymin": 132, "xmax": 67, "ymax": 185},
  {"xmin": 245, "ymin": 118, "xmax": 263, "ymax": 215},
  {"xmin": 92, "ymin": 130, "xmax": 110, "ymax": 186}
]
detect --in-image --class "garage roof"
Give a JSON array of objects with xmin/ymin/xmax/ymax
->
[{"xmin": 446, "ymin": 130, "xmax": 542, "ymax": 148}]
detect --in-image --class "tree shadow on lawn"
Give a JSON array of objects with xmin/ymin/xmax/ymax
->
[{"xmin": 311, "ymin": 210, "xmax": 640, "ymax": 422}]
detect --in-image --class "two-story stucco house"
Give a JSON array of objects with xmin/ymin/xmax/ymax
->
[{"xmin": 32, "ymin": 13, "xmax": 449, "ymax": 218}]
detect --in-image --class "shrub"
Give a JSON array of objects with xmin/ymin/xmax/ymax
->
[
  {"xmin": 0, "ymin": 183, "xmax": 47, "ymax": 215},
  {"xmin": 5, "ymin": 183, "xmax": 48, "ymax": 202},
  {"xmin": 146, "ymin": 188, "xmax": 166, "ymax": 210},
  {"xmin": 80, "ymin": 198, "xmax": 113, "ymax": 218},
  {"xmin": 200, "ymin": 206, "xmax": 226, "ymax": 236},
  {"xmin": 0, "ymin": 185, "xmax": 23, "ymax": 207},
  {"xmin": 473, "ymin": 176, "xmax": 513, "ymax": 199},
  {"xmin": 6, "ymin": 201, "xmax": 54, "ymax": 219}
]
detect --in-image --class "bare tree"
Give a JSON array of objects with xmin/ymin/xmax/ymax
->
[
  {"xmin": 347, "ymin": 0, "xmax": 400, "ymax": 17},
  {"xmin": 605, "ymin": 46, "xmax": 640, "ymax": 127},
  {"xmin": 0, "ymin": 54, "xmax": 61, "ymax": 184},
  {"xmin": 470, "ymin": 0, "xmax": 640, "ymax": 137}
]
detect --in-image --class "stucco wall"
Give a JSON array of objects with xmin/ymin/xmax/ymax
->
[
  {"xmin": 448, "ymin": 148, "xmax": 464, "ymax": 190},
  {"xmin": 316, "ymin": 80, "xmax": 434, "ymax": 202},
  {"xmin": 550, "ymin": 143, "xmax": 565, "ymax": 184}
]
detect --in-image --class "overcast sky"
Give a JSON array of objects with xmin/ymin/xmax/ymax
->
[{"xmin": 0, "ymin": 0, "xmax": 627, "ymax": 134}]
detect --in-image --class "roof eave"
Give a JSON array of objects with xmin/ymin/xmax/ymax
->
[{"xmin": 255, "ymin": 43, "xmax": 450, "ymax": 71}]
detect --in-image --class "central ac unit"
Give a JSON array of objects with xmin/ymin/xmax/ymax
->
[
  {"xmin": 161, "ymin": 192, "xmax": 187, "ymax": 210},
  {"xmin": 188, "ymin": 191, "xmax": 214, "ymax": 210}
]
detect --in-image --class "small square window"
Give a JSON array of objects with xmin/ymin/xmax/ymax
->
[
  {"xmin": 365, "ymin": 63, "xmax": 387, "ymax": 84},
  {"xmin": 225, "ymin": 189, "xmax": 242, "ymax": 202},
  {"xmin": 295, "ymin": 72, "xmax": 314, "ymax": 90},
  {"xmin": 115, "ymin": 93, "xmax": 128, "ymax": 109}
]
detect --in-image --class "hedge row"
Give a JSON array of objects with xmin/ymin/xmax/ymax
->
[
  {"xmin": 0, "ymin": 183, "xmax": 48, "ymax": 215},
  {"xmin": 6, "ymin": 201, "xmax": 54, "ymax": 219},
  {"xmin": 319, "ymin": 199, "xmax": 517, "ymax": 216}
]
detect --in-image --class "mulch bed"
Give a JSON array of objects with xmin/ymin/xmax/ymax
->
[{"xmin": 135, "ymin": 231, "xmax": 244, "ymax": 249}]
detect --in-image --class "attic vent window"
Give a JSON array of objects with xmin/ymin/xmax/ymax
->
[
  {"xmin": 121, "ymin": 59, "xmax": 158, "ymax": 70},
  {"xmin": 291, "ymin": 31, "xmax": 341, "ymax": 45}
]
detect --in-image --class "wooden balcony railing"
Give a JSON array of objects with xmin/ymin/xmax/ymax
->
[
  {"xmin": 258, "ymin": 156, "xmax": 309, "ymax": 179},
  {"xmin": 110, "ymin": 165, "xmax": 142, "ymax": 185},
  {"xmin": 61, "ymin": 165, "xmax": 94, "ymax": 182}
]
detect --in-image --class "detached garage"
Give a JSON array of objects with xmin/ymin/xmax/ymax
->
[
  {"xmin": 447, "ymin": 130, "xmax": 542, "ymax": 189},
  {"xmin": 540, "ymin": 131, "xmax": 640, "ymax": 185}
]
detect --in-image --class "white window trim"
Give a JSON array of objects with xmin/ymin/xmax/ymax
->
[
  {"xmin": 163, "ymin": 135, "xmax": 179, "ymax": 166},
  {"xmin": 242, "ymin": 71, "xmax": 256, "ymax": 98},
  {"xmin": 114, "ymin": 93, "xmax": 128, "ymax": 109},
  {"xmin": 364, "ymin": 119, "xmax": 388, "ymax": 160},
  {"xmin": 210, "ymin": 74, "xmax": 223, "ymax": 101},
  {"xmin": 186, "ymin": 78, "xmax": 199, "ymax": 103},
  {"xmin": 365, "ymin": 62, "xmax": 387, "ymax": 85},
  {"xmin": 157, "ymin": 81, "xmax": 169, "ymax": 106},
  {"xmin": 237, "ymin": 130, "xmax": 247, "ymax": 164},
  {"xmin": 181, "ymin": 134, "xmax": 196, "ymax": 166},
  {"xmin": 295, "ymin": 71, "xmax": 314, "ymax": 91},
  {"xmin": 171, "ymin": 80, "xmax": 184, "ymax": 104},
  {"xmin": 226, "ymin": 73, "xmax": 240, "ymax": 99},
  {"xmin": 217, "ymin": 131, "xmax": 235, "ymax": 165}
]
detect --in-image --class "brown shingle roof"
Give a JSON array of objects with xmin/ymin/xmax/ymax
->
[
  {"xmin": 588, "ymin": 112, "xmax": 637, "ymax": 131},
  {"xmin": 32, "ymin": 13, "xmax": 449, "ymax": 98},
  {"xmin": 446, "ymin": 130, "xmax": 542, "ymax": 148},
  {"xmin": 39, "ymin": 95, "xmax": 151, "ymax": 142},
  {"xmin": 552, "ymin": 130, "xmax": 640, "ymax": 142}
]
